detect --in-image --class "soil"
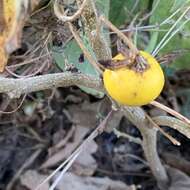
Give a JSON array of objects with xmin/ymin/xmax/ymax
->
[{"xmin": 0, "ymin": 2, "xmax": 190, "ymax": 190}]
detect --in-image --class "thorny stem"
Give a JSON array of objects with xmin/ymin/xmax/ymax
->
[{"xmin": 100, "ymin": 15, "xmax": 139, "ymax": 55}]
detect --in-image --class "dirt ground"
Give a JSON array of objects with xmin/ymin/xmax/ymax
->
[{"xmin": 1, "ymin": 1, "xmax": 190, "ymax": 190}]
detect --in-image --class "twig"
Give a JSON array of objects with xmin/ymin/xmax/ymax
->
[
  {"xmin": 113, "ymin": 128, "xmax": 142, "ymax": 145},
  {"xmin": 0, "ymin": 94, "xmax": 26, "ymax": 114},
  {"xmin": 68, "ymin": 22, "xmax": 103, "ymax": 74},
  {"xmin": 54, "ymin": 0, "xmax": 88, "ymax": 22},
  {"xmin": 125, "ymin": 153, "xmax": 148, "ymax": 166},
  {"xmin": 153, "ymin": 116, "xmax": 190, "ymax": 139},
  {"xmin": 150, "ymin": 101, "xmax": 190, "ymax": 125},
  {"xmin": 136, "ymin": 123, "xmax": 169, "ymax": 189},
  {"xmin": 6, "ymin": 52, "xmax": 51, "ymax": 69},
  {"xmin": 146, "ymin": 114, "xmax": 180, "ymax": 146},
  {"xmin": 100, "ymin": 15, "xmax": 139, "ymax": 55},
  {"xmin": 0, "ymin": 72, "xmax": 103, "ymax": 98},
  {"xmin": 55, "ymin": 125, "xmax": 75, "ymax": 149},
  {"xmin": 5, "ymin": 60, "xmax": 48, "ymax": 78}
]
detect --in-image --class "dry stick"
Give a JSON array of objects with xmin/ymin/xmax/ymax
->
[
  {"xmin": 153, "ymin": 116, "xmax": 190, "ymax": 139},
  {"xmin": 0, "ymin": 72, "xmax": 103, "ymax": 98},
  {"xmin": 0, "ymin": 94, "xmax": 26, "ymax": 114},
  {"xmin": 146, "ymin": 114, "xmax": 181, "ymax": 146},
  {"xmin": 35, "ymin": 110, "xmax": 113, "ymax": 190},
  {"xmin": 0, "ymin": 75, "xmax": 188, "ymax": 143},
  {"xmin": 113, "ymin": 128, "xmax": 142, "ymax": 145},
  {"xmin": 7, "ymin": 52, "xmax": 51, "ymax": 68},
  {"xmin": 100, "ymin": 15, "xmax": 139, "ymax": 55},
  {"xmin": 68, "ymin": 22, "xmax": 103, "ymax": 74},
  {"xmin": 54, "ymin": 0, "xmax": 88, "ymax": 22},
  {"xmin": 150, "ymin": 101, "xmax": 190, "ymax": 125}
]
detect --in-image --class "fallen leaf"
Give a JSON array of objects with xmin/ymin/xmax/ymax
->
[
  {"xmin": 72, "ymin": 140, "xmax": 98, "ymax": 176},
  {"xmin": 67, "ymin": 101, "xmax": 99, "ymax": 128},
  {"xmin": 41, "ymin": 125, "xmax": 90, "ymax": 168},
  {"xmin": 20, "ymin": 170, "xmax": 49, "ymax": 190},
  {"xmin": 167, "ymin": 167, "xmax": 190, "ymax": 190},
  {"xmin": 53, "ymin": 172, "xmax": 133, "ymax": 190}
]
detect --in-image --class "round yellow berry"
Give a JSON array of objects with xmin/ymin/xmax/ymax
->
[{"xmin": 103, "ymin": 51, "xmax": 165, "ymax": 106}]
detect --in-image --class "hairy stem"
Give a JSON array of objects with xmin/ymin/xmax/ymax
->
[{"xmin": 0, "ymin": 72, "xmax": 103, "ymax": 98}]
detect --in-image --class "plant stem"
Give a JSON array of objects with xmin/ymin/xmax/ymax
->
[
  {"xmin": 122, "ymin": 106, "xmax": 169, "ymax": 189},
  {"xmin": 0, "ymin": 72, "xmax": 103, "ymax": 98},
  {"xmin": 139, "ymin": 125, "xmax": 169, "ymax": 189}
]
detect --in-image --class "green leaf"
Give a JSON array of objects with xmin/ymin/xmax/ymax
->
[
  {"xmin": 54, "ymin": 40, "xmax": 99, "ymax": 75},
  {"xmin": 150, "ymin": 1, "xmax": 174, "ymax": 24},
  {"xmin": 52, "ymin": 0, "xmax": 111, "ymax": 98},
  {"xmin": 109, "ymin": 0, "xmax": 149, "ymax": 26},
  {"xmin": 96, "ymin": 0, "xmax": 110, "ymax": 18},
  {"xmin": 171, "ymin": 0, "xmax": 188, "ymax": 11},
  {"xmin": 52, "ymin": 40, "xmax": 104, "ymax": 98},
  {"xmin": 145, "ymin": 31, "xmax": 159, "ymax": 53},
  {"xmin": 149, "ymin": 0, "xmax": 190, "ymax": 69}
]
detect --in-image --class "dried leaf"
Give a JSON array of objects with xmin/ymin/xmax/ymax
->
[
  {"xmin": 0, "ymin": 0, "xmax": 41, "ymax": 72},
  {"xmin": 0, "ymin": 0, "xmax": 29, "ymax": 71},
  {"xmin": 20, "ymin": 170, "xmax": 49, "ymax": 190},
  {"xmin": 72, "ymin": 140, "xmax": 98, "ymax": 176},
  {"xmin": 53, "ymin": 172, "xmax": 133, "ymax": 190},
  {"xmin": 167, "ymin": 167, "xmax": 190, "ymax": 190},
  {"xmin": 41, "ymin": 126, "xmax": 90, "ymax": 168}
]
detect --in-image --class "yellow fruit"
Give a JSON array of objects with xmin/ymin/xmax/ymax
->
[{"xmin": 103, "ymin": 51, "xmax": 165, "ymax": 106}]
